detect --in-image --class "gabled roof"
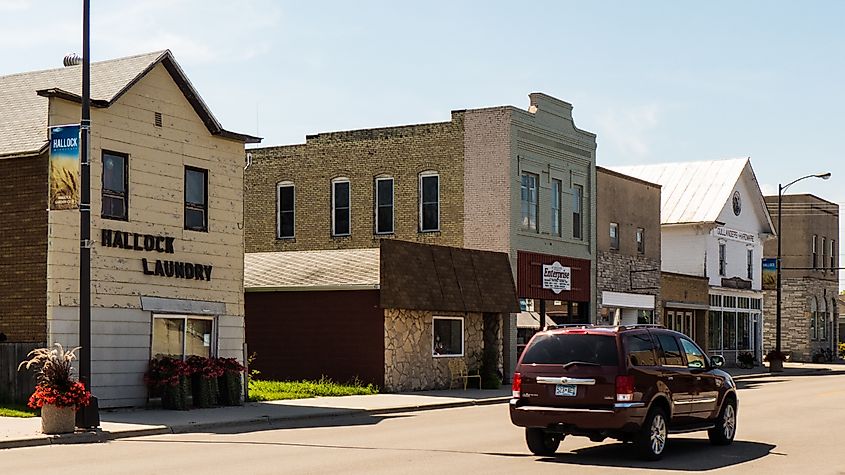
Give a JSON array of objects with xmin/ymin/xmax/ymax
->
[
  {"xmin": 0, "ymin": 50, "xmax": 260, "ymax": 158},
  {"xmin": 245, "ymin": 248, "xmax": 380, "ymax": 291},
  {"xmin": 609, "ymin": 158, "xmax": 758, "ymax": 225}
]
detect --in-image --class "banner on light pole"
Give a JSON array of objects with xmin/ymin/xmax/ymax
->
[{"xmin": 49, "ymin": 124, "xmax": 81, "ymax": 210}]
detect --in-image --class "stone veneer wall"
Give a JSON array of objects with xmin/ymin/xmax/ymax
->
[
  {"xmin": 597, "ymin": 251, "xmax": 661, "ymax": 322},
  {"xmin": 763, "ymin": 277, "xmax": 839, "ymax": 362},
  {"xmin": 384, "ymin": 309, "xmax": 483, "ymax": 392}
]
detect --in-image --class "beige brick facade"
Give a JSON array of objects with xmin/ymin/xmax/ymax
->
[{"xmin": 245, "ymin": 113, "xmax": 466, "ymax": 252}]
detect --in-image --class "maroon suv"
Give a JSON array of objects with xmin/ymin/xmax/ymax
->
[{"xmin": 509, "ymin": 325, "xmax": 737, "ymax": 460}]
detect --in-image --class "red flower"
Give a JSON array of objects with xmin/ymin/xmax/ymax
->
[{"xmin": 28, "ymin": 382, "xmax": 91, "ymax": 410}]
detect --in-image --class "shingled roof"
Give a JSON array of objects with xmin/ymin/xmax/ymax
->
[
  {"xmin": 0, "ymin": 50, "xmax": 259, "ymax": 158},
  {"xmin": 245, "ymin": 240, "xmax": 520, "ymax": 315}
]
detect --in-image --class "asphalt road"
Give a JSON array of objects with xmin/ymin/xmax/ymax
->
[{"xmin": 4, "ymin": 370, "xmax": 845, "ymax": 474}]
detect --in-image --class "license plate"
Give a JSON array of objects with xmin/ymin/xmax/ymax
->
[{"xmin": 555, "ymin": 384, "xmax": 577, "ymax": 397}]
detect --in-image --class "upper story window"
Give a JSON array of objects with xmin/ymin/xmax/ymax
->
[
  {"xmin": 636, "ymin": 227, "xmax": 645, "ymax": 254},
  {"xmin": 419, "ymin": 172, "xmax": 439, "ymax": 232},
  {"xmin": 332, "ymin": 178, "xmax": 351, "ymax": 237},
  {"xmin": 609, "ymin": 222, "xmax": 619, "ymax": 250},
  {"xmin": 184, "ymin": 167, "xmax": 208, "ymax": 232},
  {"xmin": 102, "ymin": 150, "xmax": 128, "ymax": 220},
  {"xmin": 831, "ymin": 240, "xmax": 836, "ymax": 271},
  {"xmin": 550, "ymin": 179, "xmax": 562, "ymax": 237},
  {"xmin": 821, "ymin": 237, "xmax": 826, "ymax": 273},
  {"xmin": 746, "ymin": 249, "xmax": 753, "ymax": 279},
  {"xmin": 520, "ymin": 172, "xmax": 538, "ymax": 232},
  {"xmin": 572, "ymin": 184, "xmax": 583, "ymax": 240},
  {"xmin": 812, "ymin": 235, "xmax": 818, "ymax": 269},
  {"xmin": 277, "ymin": 181, "xmax": 295, "ymax": 239},
  {"xmin": 718, "ymin": 242, "xmax": 726, "ymax": 276},
  {"xmin": 375, "ymin": 176, "xmax": 394, "ymax": 235}
]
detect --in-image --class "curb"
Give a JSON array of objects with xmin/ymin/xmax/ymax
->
[
  {"xmin": 0, "ymin": 396, "xmax": 511, "ymax": 449},
  {"xmin": 730, "ymin": 367, "xmax": 832, "ymax": 381}
]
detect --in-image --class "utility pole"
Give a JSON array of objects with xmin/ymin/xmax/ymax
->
[{"xmin": 76, "ymin": 0, "xmax": 99, "ymax": 429}]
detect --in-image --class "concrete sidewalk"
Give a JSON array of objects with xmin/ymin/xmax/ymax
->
[
  {"xmin": 0, "ymin": 387, "xmax": 511, "ymax": 450},
  {"xmin": 2, "ymin": 361, "xmax": 840, "ymax": 450}
]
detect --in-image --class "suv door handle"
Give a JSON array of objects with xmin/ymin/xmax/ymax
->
[
  {"xmin": 695, "ymin": 376, "xmax": 702, "ymax": 381},
  {"xmin": 666, "ymin": 376, "xmax": 674, "ymax": 381}
]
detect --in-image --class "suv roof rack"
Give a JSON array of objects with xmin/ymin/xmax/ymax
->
[
  {"xmin": 542, "ymin": 323, "xmax": 593, "ymax": 331},
  {"xmin": 617, "ymin": 324, "xmax": 666, "ymax": 330}
]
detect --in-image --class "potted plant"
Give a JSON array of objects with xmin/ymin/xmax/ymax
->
[
  {"xmin": 18, "ymin": 343, "xmax": 91, "ymax": 434},
  {"xmin": 764, "ymin": 350, "xmax": 788, "ymax": 372},
  {"xmin": 186, "ymin": 356, "xmax": 224, "ymax": 408},
  {"xmin": 146, "ymin": 357, "xmax": 190, "ymax": 410},
  {"xmin": 736, "ymin": 352, "xmax": 755, "ymax": 369},
  {"xmin": 216, "ymin": 357, "xmax": 246, "ymax": 406}
]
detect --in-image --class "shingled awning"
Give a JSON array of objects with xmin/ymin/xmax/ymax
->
[{"xmin": 379, "ymin": 239, "xmax": 519, "ymax": 314}]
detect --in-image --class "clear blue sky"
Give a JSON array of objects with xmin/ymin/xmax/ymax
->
[{"xmin": 3, "ymin": 0, "xmax": 843, "ymax": 286}]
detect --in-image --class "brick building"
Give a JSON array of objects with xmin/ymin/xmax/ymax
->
[
  {"xmin": 244, "ymin": 92, "xmax": 597, "ymax": 380},
  {"xmin": 762, "ymin": 194, "xmax": 839, "ymax": 361},
  {"xmin": 0, "ymin": 51, "xmax": 258, "ymax": 407},
  {"xmin": 595, "ymin": 167, "xmax": 661, "ymax": 326}
]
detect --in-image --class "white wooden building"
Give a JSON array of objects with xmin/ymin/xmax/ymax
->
[{"xmin": 612, "ymin": 158, "xmax": 775, "ymax": 363}]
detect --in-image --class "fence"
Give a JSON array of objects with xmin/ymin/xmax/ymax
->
[{"xmin": 0, "ymin": 343, "xmax": 39, "ymax": 404}]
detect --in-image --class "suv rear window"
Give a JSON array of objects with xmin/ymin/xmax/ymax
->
[{"xmin": 521, "ymin": 334, "xmax": 618, "ymax": 366}]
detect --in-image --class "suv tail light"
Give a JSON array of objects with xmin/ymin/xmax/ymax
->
[
  {"xmin": 512, "ymin": 372, "xmax": 522, "ymax": 398},
  {"xmin": 616, "ymin": 375, "xmax": 634, "ymax": 402}
]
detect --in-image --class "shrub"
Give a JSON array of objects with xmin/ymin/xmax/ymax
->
[
  {"xmin": 764, "ymin": 350, "xmax": 788, "ymax": 362},
  {"xmin": 145, "ymin": 357, "xmax": 190, "ymax": 410},
  {"xmin": 839, "ymin": 343, "xmax": 845, "ymax": 359}
]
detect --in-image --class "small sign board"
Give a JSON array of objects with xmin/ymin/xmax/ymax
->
[
  {"xmin": 762, "ymin": 258, "xmax": 777, "ymax": 290},
  {"xmin": 542, "ymin": 261, "xmax": 571, "ymax": 294}
]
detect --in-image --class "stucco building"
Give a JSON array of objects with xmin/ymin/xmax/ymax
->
[
  {"xmin": 244, "ymin": 92, "xmax": 597, "ymax": 381},
  {"xmin": 612, "ymin": 158, "xmax": 775, "ymax": 364},
  {"xmin": 595, "ymin": 167, "xmax": 661, "ymax": 326},
  {"xmin": 0, "ymin": 51, "xmax": 258, "ymax": 407},
  {"xmin": 762, "ymin": 194, "xmax": 839, "ymax": 361}
]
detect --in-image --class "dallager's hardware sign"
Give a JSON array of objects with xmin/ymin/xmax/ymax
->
[
  {"xmin": 101, "ymin": 229, "xmax": 213, "ymax": 281},
  {"xmin": 542, "ymin": 261, "xmax": 571, "ymax": 294},
  {"xmin": 714, "ymin": 226, "xmax": 756, "ymax": 244}
]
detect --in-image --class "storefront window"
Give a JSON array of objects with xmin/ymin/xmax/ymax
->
[
  {"xmin": 432, "ymin": 317, "xmax": 463, "ymax": 357},
  {"xmin": 152, "ymin": 316, "xmax": 214, "ymax": 359},
  {"xmin": 708, "ymin": 311, "xmax": 722, "ymax": 350},
  {"xmin": 737, "ymin": 312, "xmax": 751, "ymax": 350},
  {"xmin": 637, "ymin": 310, "xmax": 654, "ymax": 324},
  {"xmin": 723, "ymin": 311, "xmax": 737, "ymax": 350}
]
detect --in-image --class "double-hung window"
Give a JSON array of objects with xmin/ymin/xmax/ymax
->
[
  {"xmin": 636, "ymin": 227, "xmax": 645, "ymax": 254},
  {"xmin": 812, "ymin": 235, "xmax": 818, "ymax": 269},
  {"xmin": 520, "ymin": 172, "xmax": 538, "ymax": 231},
  {"xmin": 572, "ymin": 184, "xmax": 583, "ymax": 240},
  {"xmin": 718, "ymin": 242, "xmax": 727, "ymax": 276},
  {"xmin": 609, "ymin": 223, "xmax": 619, "ymax": 250},
  {"xmin": 746, "ymin": 249, "xmax": 753, "ymax": 279},
  {"xmin": 551, "ymin": 179, "xmax": 562, "ymax": 237},
  {"xmin": 184, "ymin": 167, "xmax": 208, "ymax": 232},
  {"xmin": 102, "ymin": 150, "xmax": 128, "ymax": 220},
  {"xmin": 375, "ymin": 177, "xmax": 394, "ymax": 234},
  {"xmin": 332, "ymin": 178, "xmax": 351, "ymax": 236},
  {"xmin": 277, "ymin": 182, "xmax": 295, "ymax": 239},
  {"xmin": 831, "ymin": 240, "xmax": 836, "ymax": 271},
  {"xmin": 419, "ymin": 172, "xmax": 439, "ymax": 232}
]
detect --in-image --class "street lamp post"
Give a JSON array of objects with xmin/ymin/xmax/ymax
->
[{"xmin": 775, "ymin": 172, "xmax": 831, "ymax": 364}]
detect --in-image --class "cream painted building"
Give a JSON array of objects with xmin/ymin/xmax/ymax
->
[{"xmin": 0, "ymin": 50, "xmax": 259, "ymax": 407}]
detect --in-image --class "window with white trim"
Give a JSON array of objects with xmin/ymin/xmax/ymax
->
[
  {"xmin": 152, "ymin": 315, "xmax": 215, "ymax": 359},
  {"xmin": 374, "ymin": 176, "xmax": 394, "ymax": 234},
  {"xmin": 432, "ymin": 316, "xmax": 463, "ymax": 357},
  {"xmin": 831, "ymin": 239, "xmax": 836, "ymax": 271},
  {"xmin": 520, "ymin": 172, "xmax": 538, "ymax": 231},
  {"xmin": 551, "ymin": 179, "xmax": 562, "ymax": 237},
  {"xmin": 102, "ymin": 150, "xmax": 128, "ymax": 220},
  {"xmin": 419, "ymin": 172, "xmax": 439, "ymax": 232},
  {"xmin": 572, "ymin": 184, "xmax": 583, "ymax": 240},
  {"xmin": 746, "ymin": 248, "xmax": 753, "ymax": 280},
  {"xmin": 718, "ymin": 242, "xmax": 727, "ymax": 276},
  {"xmin": 821, "ymin": 237, "xmax": 826, "ymax": 273},
  {"xmin": 332, "ymin": 178, "xmax": 351, "ymax": 236},
  {"xmin": 277, "ymin": 182, "xmax": 295, "ymax": 239},
  {"xmin": 812, "ymin": 235, "xmax": 818, "ymax": 269},
  {"xmin": 636, "ymin": 227, "xmax": 645, "ymax": 254}
]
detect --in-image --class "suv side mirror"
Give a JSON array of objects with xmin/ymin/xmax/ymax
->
[{"xmin": 710, "ymin": 355, "xmax": 725, "ymax": 368}]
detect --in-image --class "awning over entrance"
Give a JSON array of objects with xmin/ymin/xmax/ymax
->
[{"xmin": 601, "ymin": 291, "xmax": 655, "ymax": 309}]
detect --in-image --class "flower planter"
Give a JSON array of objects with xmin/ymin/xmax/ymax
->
[
  {"xmin": 41, "ymin": 404, "xmax": 76, "ymax": 434},
  {"xmin": 768, "ymin": 359, "xmax": 784, "ymax": 372},
  {"xmin": 218, "ymin": 371, "xmax": 243, "ymax": 406},
  {"xmin": 191, "ymin": 374, "xmax": 219, "ymax": 408},
  {"xmin": 161, "ymin": 375, "xmax": 191, "ymax": 410}
]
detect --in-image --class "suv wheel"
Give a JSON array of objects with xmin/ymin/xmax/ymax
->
[
  {"xmin": 525, "ymin": 428, "xmax": 561, "ymax": 456},
  {"xmin": 635, "ymin": 407, "xmax": 668, "ymax": 461},
  {"xmin": 708, "ymin": 399, "xmax": 737, "ymax": 445}
]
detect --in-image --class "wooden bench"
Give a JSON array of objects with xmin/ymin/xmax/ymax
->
[{"xmin": 447, "ymin": 358, "xmax": 481, "ymax": 390}]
